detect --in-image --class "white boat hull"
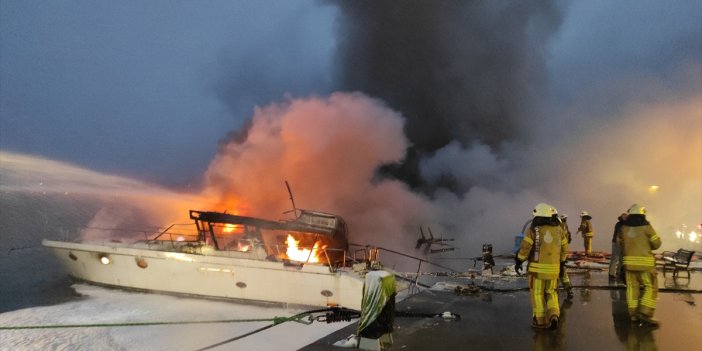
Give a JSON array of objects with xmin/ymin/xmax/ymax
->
[{"xmin": 42, "ymin": 240, "xmax": 365, "ymax": 310}]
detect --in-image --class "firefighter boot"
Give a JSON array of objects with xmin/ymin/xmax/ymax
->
[
  {"xmin": 532, "ymin": 317, "xmax": 548, "ymax": 329},
  {"xmin": 548, "ymin": 316, "xmax": 559, "ymax": 330},
  {"xmin": 629, "ymin": 315, "xmax": 638, "ymax": 324},
  {"xmin": 636, "ymin": 313, "xmax": 660, "ymax": 328}
]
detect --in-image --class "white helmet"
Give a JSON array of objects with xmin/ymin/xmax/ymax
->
[
  {"xmin": 628, "ymin": 204, "xmax": 646, "ymax": 215},
  {"xmin": 580, "ymin": 211, "xmax": 589, "ymax": 217},
  {"xmin": 533, "ymin": 203, "xmax": 557, "ymax": 217}
]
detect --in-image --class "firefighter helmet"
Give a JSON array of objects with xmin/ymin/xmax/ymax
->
[
  {"xmin": 533, "ymin": 203, "xmax": 557, "ymax": 217},
  {"xmin": 580, "ymin": 211, "xmax": 589, "ymax": 217},
  {"xmin": 628, "ymin": 204, "xmax": 646, "ymax": 215}
]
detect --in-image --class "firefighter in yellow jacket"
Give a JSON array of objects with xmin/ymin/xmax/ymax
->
[
  {"xmin": 516, "ymin": 203, "xmax": 569, "ymax": 329},
  {"xmin": 616, "ymin": 204, "xmax": 661, "ymax": 327},
  {"xmin": 577, "ymin": 211, "xmax": 595, "ymax": 255}
]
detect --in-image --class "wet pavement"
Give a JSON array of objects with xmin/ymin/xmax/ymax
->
[{"xmin": 301, "ymin": 270, "xmax": 702, "ymax": 351}]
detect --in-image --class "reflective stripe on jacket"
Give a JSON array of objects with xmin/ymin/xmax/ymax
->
[
  {"xmin": 618, "ymin": 224, "xmax": 661, "ymax": 271},
  {"xmin": 579, "ymin": 219, "xmax": 594, "ymax": 237},
  {"xmin": 518, "ymin": 224, "xmax": 568, "ymax": 279}
]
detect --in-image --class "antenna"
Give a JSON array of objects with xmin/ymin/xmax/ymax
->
[{"xmin": 284, "ymin": 180, "xmax": 298, "ymax": 218}]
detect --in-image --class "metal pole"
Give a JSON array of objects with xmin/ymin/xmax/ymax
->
[{"xmin": 414, "ymin": 261, "xmax": 422, "ymax": 292}]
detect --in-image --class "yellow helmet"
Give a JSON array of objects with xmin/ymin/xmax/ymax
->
[
  {"xmin": 627, "ymin": 204, "xmax": 646, "ymax": 215},
  {"xmin": 533, "ymin": 203, "xmax": 557, "ymax": 217}
]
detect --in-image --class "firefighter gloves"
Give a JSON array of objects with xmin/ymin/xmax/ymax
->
[{"xmin": 514, "ymin": 257, "xmax": 524, "ymax": 274}]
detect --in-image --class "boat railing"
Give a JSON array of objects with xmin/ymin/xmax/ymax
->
[
  {"xmin": 66, "ymin": 224, "xmax": 194, "ymax": 247},
  {"xmin": 349, "ymin": 243, "xmax": 459, "ymax": 294},
  {"xmin": 131, "ymin": 223, "xmax": 201, "ymax": 252},
  {"xmin": 147, "ymin": 223, "xmax": 197, "ymax": 241},
  {"xmin": 79, "ymin": 223, "xmax": 356, "ymax": 272},
  {"xmin": 138, "ymin": 234, "xmax": 352, "ymax": 272}
]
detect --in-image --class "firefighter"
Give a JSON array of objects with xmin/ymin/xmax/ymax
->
[
  {"xmin": 617, "ymin": 204, "xmax": 661, "ymax": 327},
  {"xmin": 609, "ymin": 213, "xmax": 628, "ymax": 281},
  {"xmin": 577, "ymin": 211, "xmax": 595, "ymax": 256},
  {"xmin": 558, "ymin": 214, "xmax": 574, "ymax": 299},
  {"xmin": 515, "ymin": 203, "xmax": 568, "ymax": 329},
  {"xmin": 560, "ymin": 214, "xmax": 572, "ymax": 244}
]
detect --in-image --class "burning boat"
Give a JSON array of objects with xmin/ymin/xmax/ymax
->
[{"xmin": 43, "ymin": 209, "xmax": 376, "ymax": 310}]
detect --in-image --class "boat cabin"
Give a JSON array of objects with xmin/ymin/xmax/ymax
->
[{"xmin": 185, "ymin": 209, "xmax": 350, "ymax": 266}]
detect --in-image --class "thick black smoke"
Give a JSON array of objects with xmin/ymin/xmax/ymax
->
[{"xmin": 327, "ymin": 0, "xmax": 565, "ymax": 186}]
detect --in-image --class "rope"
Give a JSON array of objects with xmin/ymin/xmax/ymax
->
[
  {"xmin": 192, "ymin": 307, "xmax": 342, "ymax": 351},
  {"xmin": 194, "ymin": 306, "xmax": 454, "ymax": 351},
  {"xmin": 0, "ymin": 317, "xmax": 278, "ymax": 330},
  {"xmin": 192, "ymin": 322, "xmax": 278, "ymax": 351},
  {"xmin": 0, "ymin": 308, "xmax": 337, "ymax": 330}
]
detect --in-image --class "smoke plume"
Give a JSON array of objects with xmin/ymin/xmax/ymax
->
[
  {"xmin": 328, "ymin": 1, "xmax": 565, "ymax": 167},
  {"xmin": 202, "ymin": 93, "xmax": 433, "ymax": 252},
  {"xmin": 201, "ymin": 3, "xmax": 700, "ymax": 265}
]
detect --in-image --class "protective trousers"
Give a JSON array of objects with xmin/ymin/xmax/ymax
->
[
  {"xmin": 583, "ymin": 235, "xmax": 593, "ymax": 255},
  {"xmin": 559, "ymin": 266, "xmax": 571, "ymax": 289},
  {"xmin": 559, "ymin": 266, "xmax": 573, "ymax": 299},
  {"xmin": 624, "ymin": 270, "xmax": 658, "ymax": 318},
  {"xmin": 529, "ymin": 276, "xmax": 559, "ymax": 327}
]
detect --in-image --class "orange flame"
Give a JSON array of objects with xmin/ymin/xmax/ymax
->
[
  {"xmin": 285, "ymin": 234, "xmax": 324, "ymax": 263},
  {"xmin": 222, "ymin": 223, "xmax": 242, "ymax": 233}
]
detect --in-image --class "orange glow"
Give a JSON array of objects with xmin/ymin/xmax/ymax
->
[
  {"xmin": 285, "ymin": 234, "xmax": 324, "ymax": 263},
  {"xmin": 237, "ymin": 242, "xmax": 251, "ymax": 252},
  {"xmin": 222, "ymin": 224, "xmax": 242, "ymax": 233}
]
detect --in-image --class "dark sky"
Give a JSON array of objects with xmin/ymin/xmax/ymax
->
[{"xmin": 1, "ymin": 0, "xmax": 700, "ymax": 187}]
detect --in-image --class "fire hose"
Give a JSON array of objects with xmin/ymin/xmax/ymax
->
[{"xmin": 192, "ymin": 307, "xmax": 357, "ymax": 351}]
